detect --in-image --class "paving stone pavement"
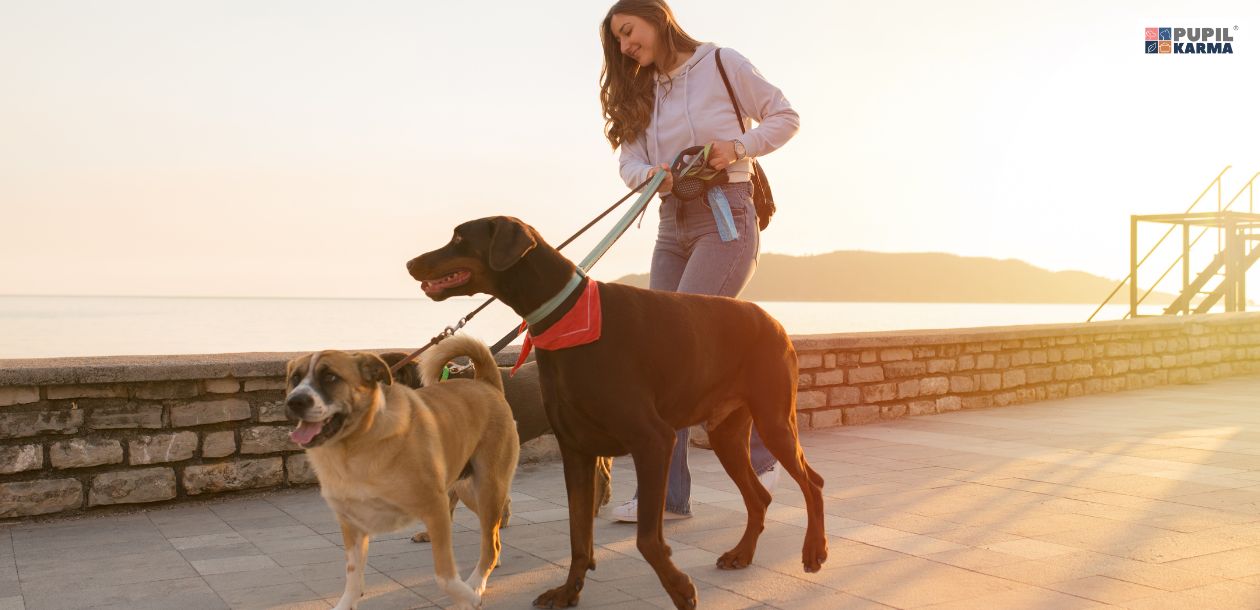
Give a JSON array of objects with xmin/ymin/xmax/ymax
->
[{"xmin": 2, "ymin": 376, "xmax": 1259, "ymax": 609}]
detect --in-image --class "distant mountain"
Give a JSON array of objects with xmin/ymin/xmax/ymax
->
[{"xmin": 611, "ymin": 251, "xmax": 1176, "ymax": 304}]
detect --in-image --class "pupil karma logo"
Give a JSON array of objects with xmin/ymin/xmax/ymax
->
[{"xmin": 1146, "ymin": 26, "xmax": 1235, "ymax": 54}]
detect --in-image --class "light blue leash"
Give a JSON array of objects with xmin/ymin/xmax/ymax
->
[
  {"xmin": 577, "ymin": 170, "xmax": 668, "ymax": 271},
  {"xmin": 562, "ymin": 167, "xmax": 737, "ymax": 309},
  {"xmin": 521, "ymin": 170, "xmax": 670, "ymax": 327},
  {"xmin": 524, "ymin": 269, "xmax": 586, "ymax": 326}
]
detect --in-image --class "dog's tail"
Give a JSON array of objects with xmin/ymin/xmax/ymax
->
[{"xmin": 418, "ymin": 333, "xmax": 504, "ymax": 394}]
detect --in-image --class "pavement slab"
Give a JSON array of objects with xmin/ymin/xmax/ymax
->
[{"xmin": 2, "ymin": 375, "xmax": 1258, "ymax": 609}]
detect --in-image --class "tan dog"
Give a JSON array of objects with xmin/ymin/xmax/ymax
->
[
  {"xmin": 380, "ymin": 355, "xmax": 614, "ymax": 544},
  {"xmin": 285, "ymin": 334, "xmax": 519, "ymax": 610}
]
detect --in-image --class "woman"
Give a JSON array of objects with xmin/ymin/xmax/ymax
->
[{"xmin": 600, "ymin": 0, "xmax": 800, "ymax": 522}]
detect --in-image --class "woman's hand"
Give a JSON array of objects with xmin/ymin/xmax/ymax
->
[
  {"xmin": 647, "ymin": 163, "xmax": 673, "ymax": 194},
  {"xmin": 706, "ymin": 140, "xmax": 738, "ymax": 170}
]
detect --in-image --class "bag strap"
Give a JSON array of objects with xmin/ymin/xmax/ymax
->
[{"xmin": 714, "ymin": 49, "xmax": 746, "ymax": 134}]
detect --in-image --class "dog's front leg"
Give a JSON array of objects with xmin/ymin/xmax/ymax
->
[
  {"xmin": 334, "ymin": 518, "xmax": 369, "ymax": 610},
  {"xmin": 631, "ymin": 427, "xmax": 698, "ymax": 610},
  {"xmin": 532, "ymin": 444, "xmax": 598, "ymax": 609}
]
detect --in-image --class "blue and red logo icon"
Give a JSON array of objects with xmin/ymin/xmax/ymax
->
[{"xmin": 1145, "ymin": 27, "xmax": 1173, "ymax": 53}]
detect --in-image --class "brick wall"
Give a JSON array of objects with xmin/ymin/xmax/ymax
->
[
  {"xmin": 0, "ymin": 355, "xmax": 308, "ymax": 520},
  {"xmin": 2, "ymin": 312, "xmax": 1259, "ymax": 520},
  {"xmin": 791, "ymin": 312, "xmax": 1260, "ymax": 428}
]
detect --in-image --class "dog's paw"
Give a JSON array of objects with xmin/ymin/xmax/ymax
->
[
  {"xmin": 716, "ymin": 547, "xmax": 754, "ymax": 570},
  {"xmin": 452, "ymin": 594, "xmax": 481, "ymax": 610},
  {"xmin": 410, "ymin": 531, "xmax": 431, "ymax": 543},
  {"xmin": 665, "ymin": 575, "xmax": 697, "ymax": 610},
  {"xmin": 802, "ymin": 536, "xmax": 828, "ymax": 573},
  {"xmin": 532, "ymin": 584, "xmax": 581, "ymax": 608},
  {"xmin": 464, "ymin": 574, "xmax": 487, "ymax": 599},
  {"xmin": 330, "ymin": 588, "xmax": 363, "ymax": 610}
]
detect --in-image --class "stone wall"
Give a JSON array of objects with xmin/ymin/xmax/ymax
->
[
  {"xmin": 2, "ymin": 312, "xmax": 1259, "ymax": 520},
  {"xmin": 791, "ymin": 312, "xmax": 1260, "ymax": 428},
  {"xmin": 0, "ymin": 353, "xmax": 306, "ymax": 520}
]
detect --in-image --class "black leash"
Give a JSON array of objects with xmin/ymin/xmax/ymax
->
[{"xmin": 390, "ymin": 176, "xmax": 655, "ymax": 374}]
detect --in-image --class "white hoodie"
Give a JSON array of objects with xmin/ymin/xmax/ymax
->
[{"xmin": 617, "ymin": 43, "xmax": 799, "ymax": 191}]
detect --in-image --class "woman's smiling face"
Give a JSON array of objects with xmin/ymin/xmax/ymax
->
[{"xmin": 610, "ymin": 13, "xmax": 659, "ymax": 68}]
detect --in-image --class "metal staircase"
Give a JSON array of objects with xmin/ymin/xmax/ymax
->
[{"xmin": 1089, "ymin": 166, "xmax": 1260, "ymax": 322}]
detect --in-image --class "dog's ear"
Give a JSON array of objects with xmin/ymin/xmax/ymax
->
[
  {"xmin": 284, "ymin": 354, "xmax": 310, "ymax": 390},
  {"xmin": 356, "ymin": 353, "xmax": 394, "ymax": 387},
  {"xmin": 488, "ymin": 217, "xmax": 536, "ymax": 271}
]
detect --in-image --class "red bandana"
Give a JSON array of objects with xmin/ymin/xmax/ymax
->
[{"xmin": 512, "ymin": 280, "xmax": 603, "ymax": 375}]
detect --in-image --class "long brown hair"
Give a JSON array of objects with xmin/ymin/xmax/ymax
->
[{"xmin": 600, "ymin": 0, "xmax": 701, "ymax": 149}]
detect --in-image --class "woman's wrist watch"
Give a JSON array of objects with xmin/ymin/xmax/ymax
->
[{"xmin": 732, "ymin": 139, "xmax": 747, "ymax": 161}]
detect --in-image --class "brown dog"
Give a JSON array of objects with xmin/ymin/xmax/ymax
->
[
  {"xmin": 406, "ymin": 216, "xmax": 827, "ymax": 610},
  {"xmin": 378, "ymin": 355, "xmax": 614, "ymax": 543},
  {"xmin": 285, "ymin": 335, "xmax": 518, "ymax": 610}
]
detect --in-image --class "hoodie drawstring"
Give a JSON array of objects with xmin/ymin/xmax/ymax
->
[
  {"xmin": 650, "ymin": 56, "xmax": 700, "ymax": 178},
  {"xmin": 683, "ymin": 68, "xmax": 696, "ymax": 149},
  {"xmin": 651, "ymin": 80, "xmax": 661, "ymax": 176}
]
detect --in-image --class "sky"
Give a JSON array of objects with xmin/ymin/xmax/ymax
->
[{"xmin": 2, "ymin": 0, "xmax": 1258, "ymax": 299}]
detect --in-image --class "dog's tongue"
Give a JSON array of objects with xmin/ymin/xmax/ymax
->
[{"xmin": 291, "ymin": 420, "xmax": 325, "ymax": 445}]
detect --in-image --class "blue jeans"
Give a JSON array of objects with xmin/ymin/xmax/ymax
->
[{"xmin": 640, "ymin": 182, "xmax": 777, "ymax": 515}]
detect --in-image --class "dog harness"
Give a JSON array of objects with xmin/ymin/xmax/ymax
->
[{"xmin": 512, "ymin": 275, "xmax": 602, "ymax": 375}]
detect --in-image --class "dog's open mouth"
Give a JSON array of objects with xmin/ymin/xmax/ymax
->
[
  {"xmin": 290, "ymin": 413, "xmax": 346, "ymax": 448},
  {"xmin": 420, "ymin": 269, "xmax": 471, "ymax": 295}
]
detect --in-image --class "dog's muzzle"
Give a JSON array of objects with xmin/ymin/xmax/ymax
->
[
  {"xmin": 285, "ymin": 388, "xmax": 339, "ymax": 447},
  {"xmin": 285, "ymin": 391, "xmax": 314, "ymax": 418}
]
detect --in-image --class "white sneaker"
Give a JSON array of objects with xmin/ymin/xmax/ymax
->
[
  {"xmin": 611, "ymin": 499, "xmax": 638, "ymax": 522},
  {"xmin": 610, "ymin": 499, "xmax": 691, "ymax": 523},
  {"xmin": 758, "ymin": 464, "xmax": 781, "ymax": 496}
]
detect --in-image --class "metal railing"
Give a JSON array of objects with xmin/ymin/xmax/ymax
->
[
  {"xmin": 1087, "ymin": 167, "xmax": 1260, "ymax": 322},
  {"xmin": 1136, "ymin": 172, "xmax": 1260, "ymax": 314}
]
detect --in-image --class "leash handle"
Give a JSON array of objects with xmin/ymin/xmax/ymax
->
[
  {"xmin": 671, "ymin": 145, "xmax": 707, "ymax": 174},
  {"xmin": 671, "ymin": 144, "xmax": 721, "ymax": 180}
]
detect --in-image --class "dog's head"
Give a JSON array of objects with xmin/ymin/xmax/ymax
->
[
  {"xmin": 405, "ymin": 216, "xmax": 541, "ymax": 301},
  {"xmin": 283, "ymin": 350, "xmax": 393, "ymax": 449},
  {"xmin": 378, "ymin": 351, "xmax": 423, "ymax": 389}
]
